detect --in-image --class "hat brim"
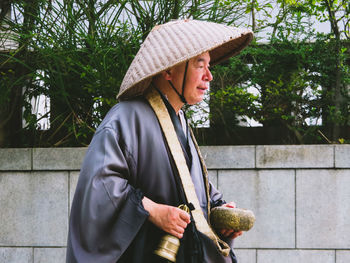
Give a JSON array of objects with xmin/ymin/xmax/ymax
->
[
  {"xmin": 118, "ymin": 32, "xmax": 252, "ymax": 100},
  {"xmin": 117, "ymin": 20, "xmax": 253, "ymax": 100}
]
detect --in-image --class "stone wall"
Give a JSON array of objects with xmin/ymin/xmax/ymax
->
[{"xmin": 0, "ymin": 145, "xmax": 349, "ymax": 263}]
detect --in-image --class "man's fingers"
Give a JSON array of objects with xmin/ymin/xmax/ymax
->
[
  {"xmin": 176, "ymin": 225, "xmax": 185, "ymax": 235},
  {"xmin": 177, "ymin": 210, "xmax": 190, "ymax": 229},
  {"xmin": 225, "ymin": 230, "xmax": 234, "ymax": 236},
  {"xmin": 220, "ymin": 229, "xmax": 243, "ymax": 239},
  {"xmin": 227, "ymin": 231, "xmax": 243, "ymax": 239},
  {"xmin": 168, "ymin": 209, "xmax": 190, "ymax": 238},
  {"xmin": 172, "ymin": 231, "xmax": 183, "ymax": 239},
  {"xmin": 231, "ymin": 231, "xmax": 243, "ymax": 239},
  {"xmin": 220, "ymin": 229, "xmax": 228, "ymax": 236},
  {"xmin": 220, "ymin": 229, "xmax": 233, "ymax": 237},
  {"xmin": 178, "ymin": 209, "xmax": 191, "ymax": 223},
  {"xmin": 170, "ymin": 226, "xmax": 186, "ymax": 239},
  {"xmin": 145, "ymin": 202, "xmax": 191, "ymax": 236},
  {"xmin": 223, "ymin": 201, "xmax": 236, "ymax": 208},
  {"xmin": 177, "ymin": 220, "xmax": 188, "ymax": 229}
]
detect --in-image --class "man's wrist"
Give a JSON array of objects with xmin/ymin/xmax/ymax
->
[{"xmin": 142, "ymin": 196, "xmax": 156, "ymax": 219}]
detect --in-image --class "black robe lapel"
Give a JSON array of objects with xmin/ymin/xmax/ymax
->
[{"xmin": 157, "ymin": 90, "xmax": 192, "ymax": 169}]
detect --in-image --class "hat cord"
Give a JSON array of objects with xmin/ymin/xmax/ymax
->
[{"xmin": 167, "ymin": 61, "xmax": 189, "ymax": 104}]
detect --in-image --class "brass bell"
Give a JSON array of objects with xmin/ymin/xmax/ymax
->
[
  {"xmin": 154, "ymin": 204, "xmax": 190, "ymax": 262},
  {"xmin": 154, "ymin": 234, "xmax": 180, "ymax": 262}
]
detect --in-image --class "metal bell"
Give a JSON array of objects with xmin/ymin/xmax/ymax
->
[
  {"xmin": 154, "ymin": 234, "xmax": 180, "ymax": 262},
  {"xmin": 154, "ymin": 204, "xmax": 190, "ymax": 262}
]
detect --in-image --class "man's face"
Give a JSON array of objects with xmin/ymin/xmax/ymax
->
[{"xmin": 169, "ymin": 52, "xmax": 213, "ymax": 105}]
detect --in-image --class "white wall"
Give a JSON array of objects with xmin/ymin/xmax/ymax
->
[{"xmin": 0, "ymin": 145, "xmax": 349, "ymax": 262}]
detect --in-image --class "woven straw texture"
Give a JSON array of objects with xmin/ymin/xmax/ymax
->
[{"xmin": 117, "ymin": 19, "xmax": 253, "ymax": 100}]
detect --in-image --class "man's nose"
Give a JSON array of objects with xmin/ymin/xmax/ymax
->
[{"xmin": 203, "ymin": 67, "xmax": 213, "ymax": 82}]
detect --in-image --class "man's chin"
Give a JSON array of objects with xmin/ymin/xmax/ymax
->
[{"xmin": 187, "ymin": 98, "xmax": 204, "ymax": 105}]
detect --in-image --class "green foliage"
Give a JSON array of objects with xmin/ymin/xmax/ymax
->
[
  {"xmin": 206, "ymin": 15, "xmax": 349, "ymax": 143},
  {"xmin": 210, "ymin": 52, "xmax": 258, "ymax": 128},
  {"xmin": 0, "ymin": 69, "xmax": 14, "ymax": 106},
  {"xmin": 0, "ymin": 0, "xmax": 255, "ymax": 147},
  {"xmin": 0, "ymin": 0, "xmax": 349, "ymax": 146},
  {"xmin": 1, "ymin": 1, "xmax": 141, "ymax": 146}
]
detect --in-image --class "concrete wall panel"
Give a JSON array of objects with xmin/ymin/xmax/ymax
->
[
  {"xmin": 0, "ymin": 148, "xmax": 31, "ymax": 171},
  {"xmin": 257, "ymin": 145, "xmax": 333, "ymax": 168},
  {"xmin": 34, "ymin": 248, "xmax": 66, "ymax": 263},
  {"xmin": 201, "ymin": 146, "xmax": 255, "ymax": 169},
  {"xmin": 297, "ymin": 169, "xmax": 350, "ymax": 248},
  {"xmin": 235, "ymin": 249, "xmax": 256, "ymax": 263},
  {"xmin": 335, "ymin": 145, "xmax": 350, "ymax": 168},
  {"xmin": 257, "ymin": 249, "xmax": 335, "ymax": 263},
  {"xmin": 0, "ymin": 247, "xmax": 32, "ymax": 263},
  {"xmin": 33, "ymin": 148, "xmax": 86, "ymax": 170},
  {"xmin": 218, "ymin": 170, "xmax": 295, "ymax": 248},
  {"xmin": 0, "ymin": 146, "xmax": 349, "ymax": 262},
  {"xmin": 69, "ymin": 171, "xmax": 79, "ymax": 212},
  {"xmin": 336, "ymin": 250, "xmax": 350, "ymax": 263},
  {"xmin": 0, "ymin": 172, "xmax": 68, "ymax": 246}
]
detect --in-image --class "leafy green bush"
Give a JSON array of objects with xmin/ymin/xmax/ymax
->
[{"xmin": 0, "ymin": 0, "xmax": 349, "ymax": 146}]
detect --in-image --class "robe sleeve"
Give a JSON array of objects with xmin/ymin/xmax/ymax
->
[
  {"xmin": 208, "ymin": 180, "xmax": 236, "ymax": 248},
  {"xmin": 208, "ymin": 181, "xmax": 226, "ymax": 209},
  {"xmin": 67, "ymin": 127, "xmax": 149, "ymax": 263}
]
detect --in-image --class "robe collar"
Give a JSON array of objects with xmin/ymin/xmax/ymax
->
[{"xmin": 155, "ymin": 88, "xmax": 192, "ymax": 169}]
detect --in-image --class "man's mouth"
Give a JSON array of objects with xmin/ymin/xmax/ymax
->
[{"xmin": 197, "ymin": 86, "xmax": 208, "ymax": 91}]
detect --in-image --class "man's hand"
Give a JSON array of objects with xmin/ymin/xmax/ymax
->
[
  {"xmin": 142, "ymin": 197, "xmax": 190, "ymax": 239},
  {"xmin": 219, "ymin": 201, "xmax": 243, "ymax": 239}
]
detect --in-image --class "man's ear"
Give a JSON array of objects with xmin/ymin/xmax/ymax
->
[{"xmin": 162, "ymin": 70, "xmax": 172, "ymax": 81}]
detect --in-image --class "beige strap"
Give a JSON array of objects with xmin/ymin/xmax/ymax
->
[
  {"xmin": 145, "ymin": 88, "xmax": 230, "ymax": 257},
  {"xmin": 188, "ymin": 127, "xmax": 212, "ymax": 222}
]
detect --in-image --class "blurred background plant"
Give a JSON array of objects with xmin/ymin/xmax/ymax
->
[{"xmin": 0, "ymin": 0, "xmax": 349, "ymax": 147}]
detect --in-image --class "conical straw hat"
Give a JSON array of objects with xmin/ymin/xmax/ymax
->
[{"xmin": 117, "ymin": 19, "xmax": 253, "ymax": 100}]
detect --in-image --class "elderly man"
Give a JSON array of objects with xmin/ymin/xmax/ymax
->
[{"xmin": 67, "ymin": 20, "xmax": 253, "ymax": 263}]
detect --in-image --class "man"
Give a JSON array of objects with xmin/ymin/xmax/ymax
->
[{"xmin": 67, "ymin": 20, "xmax": 253, "ymax": 263}]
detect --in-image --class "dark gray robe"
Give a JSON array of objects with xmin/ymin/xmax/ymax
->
[{"xmin": 66, "ymin": 96, "xmax": 236, "ymax": 263}]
